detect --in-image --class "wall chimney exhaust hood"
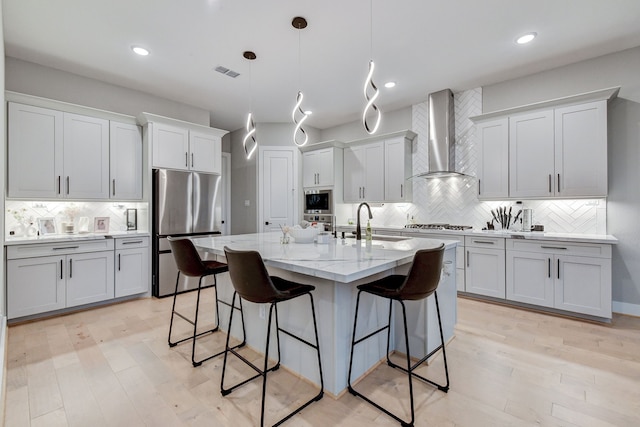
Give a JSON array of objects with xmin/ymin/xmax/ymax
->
[{"xmin": 412, "ymin": 88, "xmax": 469, "ymax": 179}]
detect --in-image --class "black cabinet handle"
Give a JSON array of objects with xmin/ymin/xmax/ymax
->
[
  {"xmin": 548, "ymin": 258, "xmax": 551, "ymax": 278},
  {"xmin": 69, "ymin": 259, "xmax": 73, "ymax": 278},
  {"xmin": 191, "ymin": 153, "xmax": 194, "ymax": 168},
  {"xmin": 60, "ymin": 259, "xmax": 63, "ymax": 280},
  {"xmin": 118, "ymin": 254, "xmax": 121, "ymax": 271},
  {"xmin": 557, "ymin": 174, "xmax": 561, "ymax": 193},
  {"xmin": 122, "ymin": 240, "xmax": 143, "ymax": 245},
  {"xmin": 112, "ymin": 179, "xmax": 116, "ymax": 196},
  {"xmin": 557, "ymin": 259, "xmax": 560, "ymax": 279},
  {"xmin": 66, "ymin": 176, "xmax": 70, "ymax": 195},
  {"xmin": 548, "ymin": 174, "xmax": 552, "ymax": 193},
  {"xmin": 541, "ymin": 246, "xmax": 567, "ymax": 250},
  {"xmin": 58, "ymin": 176, "xmax": 61, "ymax": 194},
  {"xmin": 53, "ymin": 246, "xmax": 79, "ymax": 250},
  {"xmin": 185, "ymin": 152, "xmax": 188, "ymax": 167},
  {"xmin": 265, "ymin": 221, "xmax": 270, "ymax": 225},
  {"xmin": 478, "ymin": 179, "xmax": 481, "ymax": 195},
  {"xmin": 400, "ymin": 184, "xmax": 403, "ymax": 198},
  {"xmin": 466, "ymin": 250, "xmax": 470, "ymax": 267}
]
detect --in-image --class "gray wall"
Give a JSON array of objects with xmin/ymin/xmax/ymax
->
[
  {"xmin": 482, "ymin": 45, "xmax": 640, "ymax": 311},
  {"xmin": 319, "ymin": 106, "xmax": 412, "ymax": 142},
  {"xmin": 229, "ymin": 122, "xmax": 319, "ymax": 234}
]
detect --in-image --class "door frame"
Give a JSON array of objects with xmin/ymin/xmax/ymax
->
[
  {"xmin": 221, "ymin": 152, "xmax": 231, "ymax": 235},
  {"xmin": 257, "ymin": 146, "xmax": 299, "ymax": 232}
]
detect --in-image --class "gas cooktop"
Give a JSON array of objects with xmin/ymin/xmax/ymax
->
[{"xmin": 404, "ymin": 223, "xmax": 473, "ymax": 231}]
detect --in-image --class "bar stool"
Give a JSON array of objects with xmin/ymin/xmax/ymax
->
[
  {"xmin": 347, "ymin": 244, "xmax": 449, "ymax": 427},
  {"xmin": 221, "ymin": 246, "xmax": 324, "ymax": 427},
  {"xmin": 167, "ymin": 236, "xmax": 246, "ymax": 367}
]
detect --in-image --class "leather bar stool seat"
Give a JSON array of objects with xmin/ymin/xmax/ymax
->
[
  {"xmin": 347, "ymin": 244, "xmax": 450, "ymax": 427},
  {"xmin": 221, "ymin": 246, "xmax": 324, "ymax": 427},
  {"xmin": 167, "ymin": 236, "xmax": 245, "ymax": 367}
]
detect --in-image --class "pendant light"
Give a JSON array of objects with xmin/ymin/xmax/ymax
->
[
  {"xmin": 362, "ymin": 0, "xmax": 381, "ymax": 134},
  {"xmin": 242, "ymin": 51, "xmax": 258, "ymax": 160},
  {"xmin": 291, "ymin": 16, "xmax": 309, "ymax": 147}
]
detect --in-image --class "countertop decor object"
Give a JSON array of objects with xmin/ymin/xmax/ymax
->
[
  {"xmin": 94, "ymin": 217, "xmax": 110, "ymax": 233},
  {"xmin": 38, "ymin": 217, "xmax": 56, "ymax": 235}
]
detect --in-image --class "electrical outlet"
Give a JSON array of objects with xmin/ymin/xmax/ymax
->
[{"xmin": 259, "ymin": 305, "xmax": 266, "ymax": 319}]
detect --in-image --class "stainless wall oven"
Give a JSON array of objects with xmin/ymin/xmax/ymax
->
[{"xmin": 304, "ymin": 188, "xmax": 333, "ymax": 215}]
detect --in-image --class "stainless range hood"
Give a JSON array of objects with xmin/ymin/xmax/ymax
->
[{"xmin": 413, "ymin": 88, "xmax": 468, "ymax": 178}]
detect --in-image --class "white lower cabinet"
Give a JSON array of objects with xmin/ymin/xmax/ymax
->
[
  {"xmin": 66, "ymin": 250, "xmax": 114, "ymax": 308},
  {"xmin": 114, "ymin": 236, "xmax": 150, "ymax": 297},
  {"xmin": 506, "ymin": 240, "xmax": 612, "ymax": 318},
  {"xmin": 6, "ymin": 239, "xmax": 115, "ymax": 320},
  {"xmin": 464, "ymin": 236, "xmax": 506, "ymax": 298}
]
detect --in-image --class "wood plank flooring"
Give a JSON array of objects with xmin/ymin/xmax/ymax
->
[{"xmin": 4, "ymin": 293, "xmax": 640, "ymax": 426}]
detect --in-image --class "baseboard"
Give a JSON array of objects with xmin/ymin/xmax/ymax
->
[
  {"xmin": 612, "ymin": 301, "xmax": 640, "ymax": 317},
  {"xmin": 0, "ymin": 315, "xmax": 7, "ymax": 426}
]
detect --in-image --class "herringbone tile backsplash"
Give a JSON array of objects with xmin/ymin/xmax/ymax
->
[{"xmin": 344, "ymin": 87, "xmax": 606, "ymax": 234}]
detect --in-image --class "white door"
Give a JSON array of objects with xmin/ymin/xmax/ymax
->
[
  {"xmin": 476, "ymin": 118, "xmax": 509, "ymax": 199},
  {"xmin": 259, "ymin": 147, "xmax": 297, "ymax": 232},
  {"xmin": 190, "ymin": 130, "xmax": 221, "ymax": 173}
]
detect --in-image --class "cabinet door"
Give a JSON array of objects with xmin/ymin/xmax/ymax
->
[
  {"xmin": 476, "ymin": 118, "xmax": 509, "ymax": 199},
  {"xmin": 385, "ymin": 137, "xmax": 411, "ymax": 202},
  {"xmin": 315, "ymin": 148, "xmax": 335, "ymax": 187},
  {"xmin": 302, "ymin": 151, "xmax": 319, "ymax": 187},
  {"xmin": 509, "ymin": 110, "xmax": 555, "ymax": 198},
  {"xmin": 344, "ymin": 147, "xmax": 364, "ymax": 202},
  {"xmin": 110, "ymin": 122, "xmax": 142, "ymax": 200},
  {"xmin": 465, "ymin": 247, "xmax": 505, "ymax": 298},
  {"xmin": 63, "ymin": 113, "xmax": 110, "ymax": 199},
  {"xmin": 7, "ymin": 256, "xmax": 66, "ymax": 319},
  {"xmin": 506, "ymin": 251, "xmax": 554, "ymax": 308},
  {"xmin": 7, "ymin": 103, "xmax": 64, "ymax": 198},
  {"xmin": 152, "ymin": 123, "xmax": 190, "ymax": 170},
  {"xmin": 115, "ymin": 246, "xmax": 149, "ymax": 297},
  {"xmin": 555, "ymin": 101, "xmax": 607, "ymax": 197},
  {"xmin": 362, "ymin": 142, "xmax": 384, "ymax": 201},
  {"xmin": 555, "ymin": 255, "xmax": 611, "ymax": 318},
  {"xmin": 66, "ymin": 251, "xmax": 115, "ymax": 307},
  {"xmin": 190, "ymin": 130, "xmax": 221, "ymax": 174}
]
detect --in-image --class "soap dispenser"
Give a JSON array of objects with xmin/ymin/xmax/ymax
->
[{"xmin": 365, "ymin": 220, "xmax": 372, "ymax": 241}]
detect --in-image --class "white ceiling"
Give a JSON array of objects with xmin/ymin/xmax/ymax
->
[{"xmin": 4, "ymin": 0, "xmax": 640, "ymax": 132}]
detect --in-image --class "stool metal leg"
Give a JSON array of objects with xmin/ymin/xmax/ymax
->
[
  {"xmin": 221, "ymin": 292, "xmax": 324, "ymax": 427},
  {"xmin": 169, "ymin": 272, "xmax": 246, "ymax": 367},
  {"xmin": 348, "ymin": 291, "xmax": 450, "ymax": 426}
]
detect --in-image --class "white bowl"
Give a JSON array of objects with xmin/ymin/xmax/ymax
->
[{"xmin": 289, "ymin": 227, "xmax": 320, "ymax": 243}]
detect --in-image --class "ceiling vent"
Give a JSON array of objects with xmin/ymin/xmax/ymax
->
[{"xmin": 214, "ymin": 66, "xmax": 240, "ymax": 78}]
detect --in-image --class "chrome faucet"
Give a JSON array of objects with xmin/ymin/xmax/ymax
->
[{"xmin": 356, "ymin": 202, "xmax": 373, "ymax": 240}]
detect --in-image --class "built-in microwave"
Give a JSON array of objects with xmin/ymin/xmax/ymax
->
[{"xmin": 304, "ymin": 189, "xmax": 333, "ymax": 214}]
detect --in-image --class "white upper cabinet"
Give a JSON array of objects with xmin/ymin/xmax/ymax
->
[
  {"xmin": 475, "ymin": 118, "xmax": 509, "ymax": 199},
  {"xmin": 509, "ymin": 109, "xmax": 555, "ymax": 198},
  {"xmin": 110, "ymin": 121, "xmax": 143, "ymax": 200},
  {"xmin": 471, "ymin": 87, "xmax": 617, "ymax": 200},
  {"xmin": 63, "ymin": 113, "xmax": 110, "ymax": 199},
  {"xmin": 384, "ymin": 136, "xmax": 413, "ymax": 202},
  {"xmin": 8, "ymin": 103, "xmax": 63, "ymax": 199},
  {"xmin": 303, "ymin": 147, "xmax": 336, "ymax": 188},
  {"xmin": 189, "ymin": 130, "xmax": 221, "ymax": 174},
  {"xmin": 151, "ymin": 123, "xmax": 190, "ymax": 170},
  {"xmin": 8, "ymin": 103, "xmax": 110, "ymax": 199},
  {"xmin": 554, "ymin": 101, "xmax": 607, "ymax": 197},
  {"xmin": 8, "ymin": 97, "xmax": 143, "ymax": 201},
  {"xmin": 344, "ymin": 141, "xmax": 384, "ymax": 202},
  {"xmin": 141, "ymin": 114, "xmax": 227, "ymax": 174}
]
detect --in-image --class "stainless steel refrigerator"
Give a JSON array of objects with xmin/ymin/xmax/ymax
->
[{"xmin": 152, "ymin": 169, "xmax": 221, "ymax": 297}]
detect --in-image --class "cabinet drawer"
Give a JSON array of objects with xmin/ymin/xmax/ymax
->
[
  {"xmin": 115, "ymin": 236, "xmax": 149, "ymax": 250},
  {"xmin": 465, "ymin": 235, "xmax": 505, "ymax": 249},
  {"xmin": 7, "ymin": 239, "xmax": 115, "ymax": 259},
  {"xmin": 506, "ymin": 239, "xmax": 611, "ymax": 258}
]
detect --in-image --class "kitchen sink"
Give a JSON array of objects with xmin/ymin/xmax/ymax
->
[{"xmin": 345, "ymin": 234, "xmax": 410, "ymax": 242}]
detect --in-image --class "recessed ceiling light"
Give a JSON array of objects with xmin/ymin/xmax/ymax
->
[
  {"xmin": 131, "ymin": 46, "xmax": 150, "ymax": 56},
  {"xmin": 384, "ymin": 81, "xmax": 396, "ymax": 88},
  {"xmin": 516, "ymin": 32, "xmax": 537, "ymax": 45}
]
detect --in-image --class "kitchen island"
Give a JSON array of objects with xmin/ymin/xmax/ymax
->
[{"xmin": 192, "ymin": 232, "xmax": 458, "ymax": 396}]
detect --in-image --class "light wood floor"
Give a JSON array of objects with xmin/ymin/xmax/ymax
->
[{"xmin": 4, "ymin": 294, "xmax": 640, "ymax": 426}]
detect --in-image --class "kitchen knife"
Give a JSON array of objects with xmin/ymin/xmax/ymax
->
[
  {"xmin": 513, "ymin": 209, "xmax": 522, "ymax": 225},
  {"xmin": 491, "ymin": 209, "xmax": 499, "ymax": 224},
  {"xmin": 508, "ymin": 206, "xmax": 512, "ymax": 227}
]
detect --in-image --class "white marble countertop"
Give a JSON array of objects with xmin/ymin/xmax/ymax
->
[
  {"xmin": 4, "ymin": 230, "xmax": 150, "ymax": 246},
  {"xmin": 336, "ymin": 224, "xmax": 618, "ymax": 245},
  {"xmin": 193, "ymin": 232, "xmax": 458, "ymax": 283}
]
